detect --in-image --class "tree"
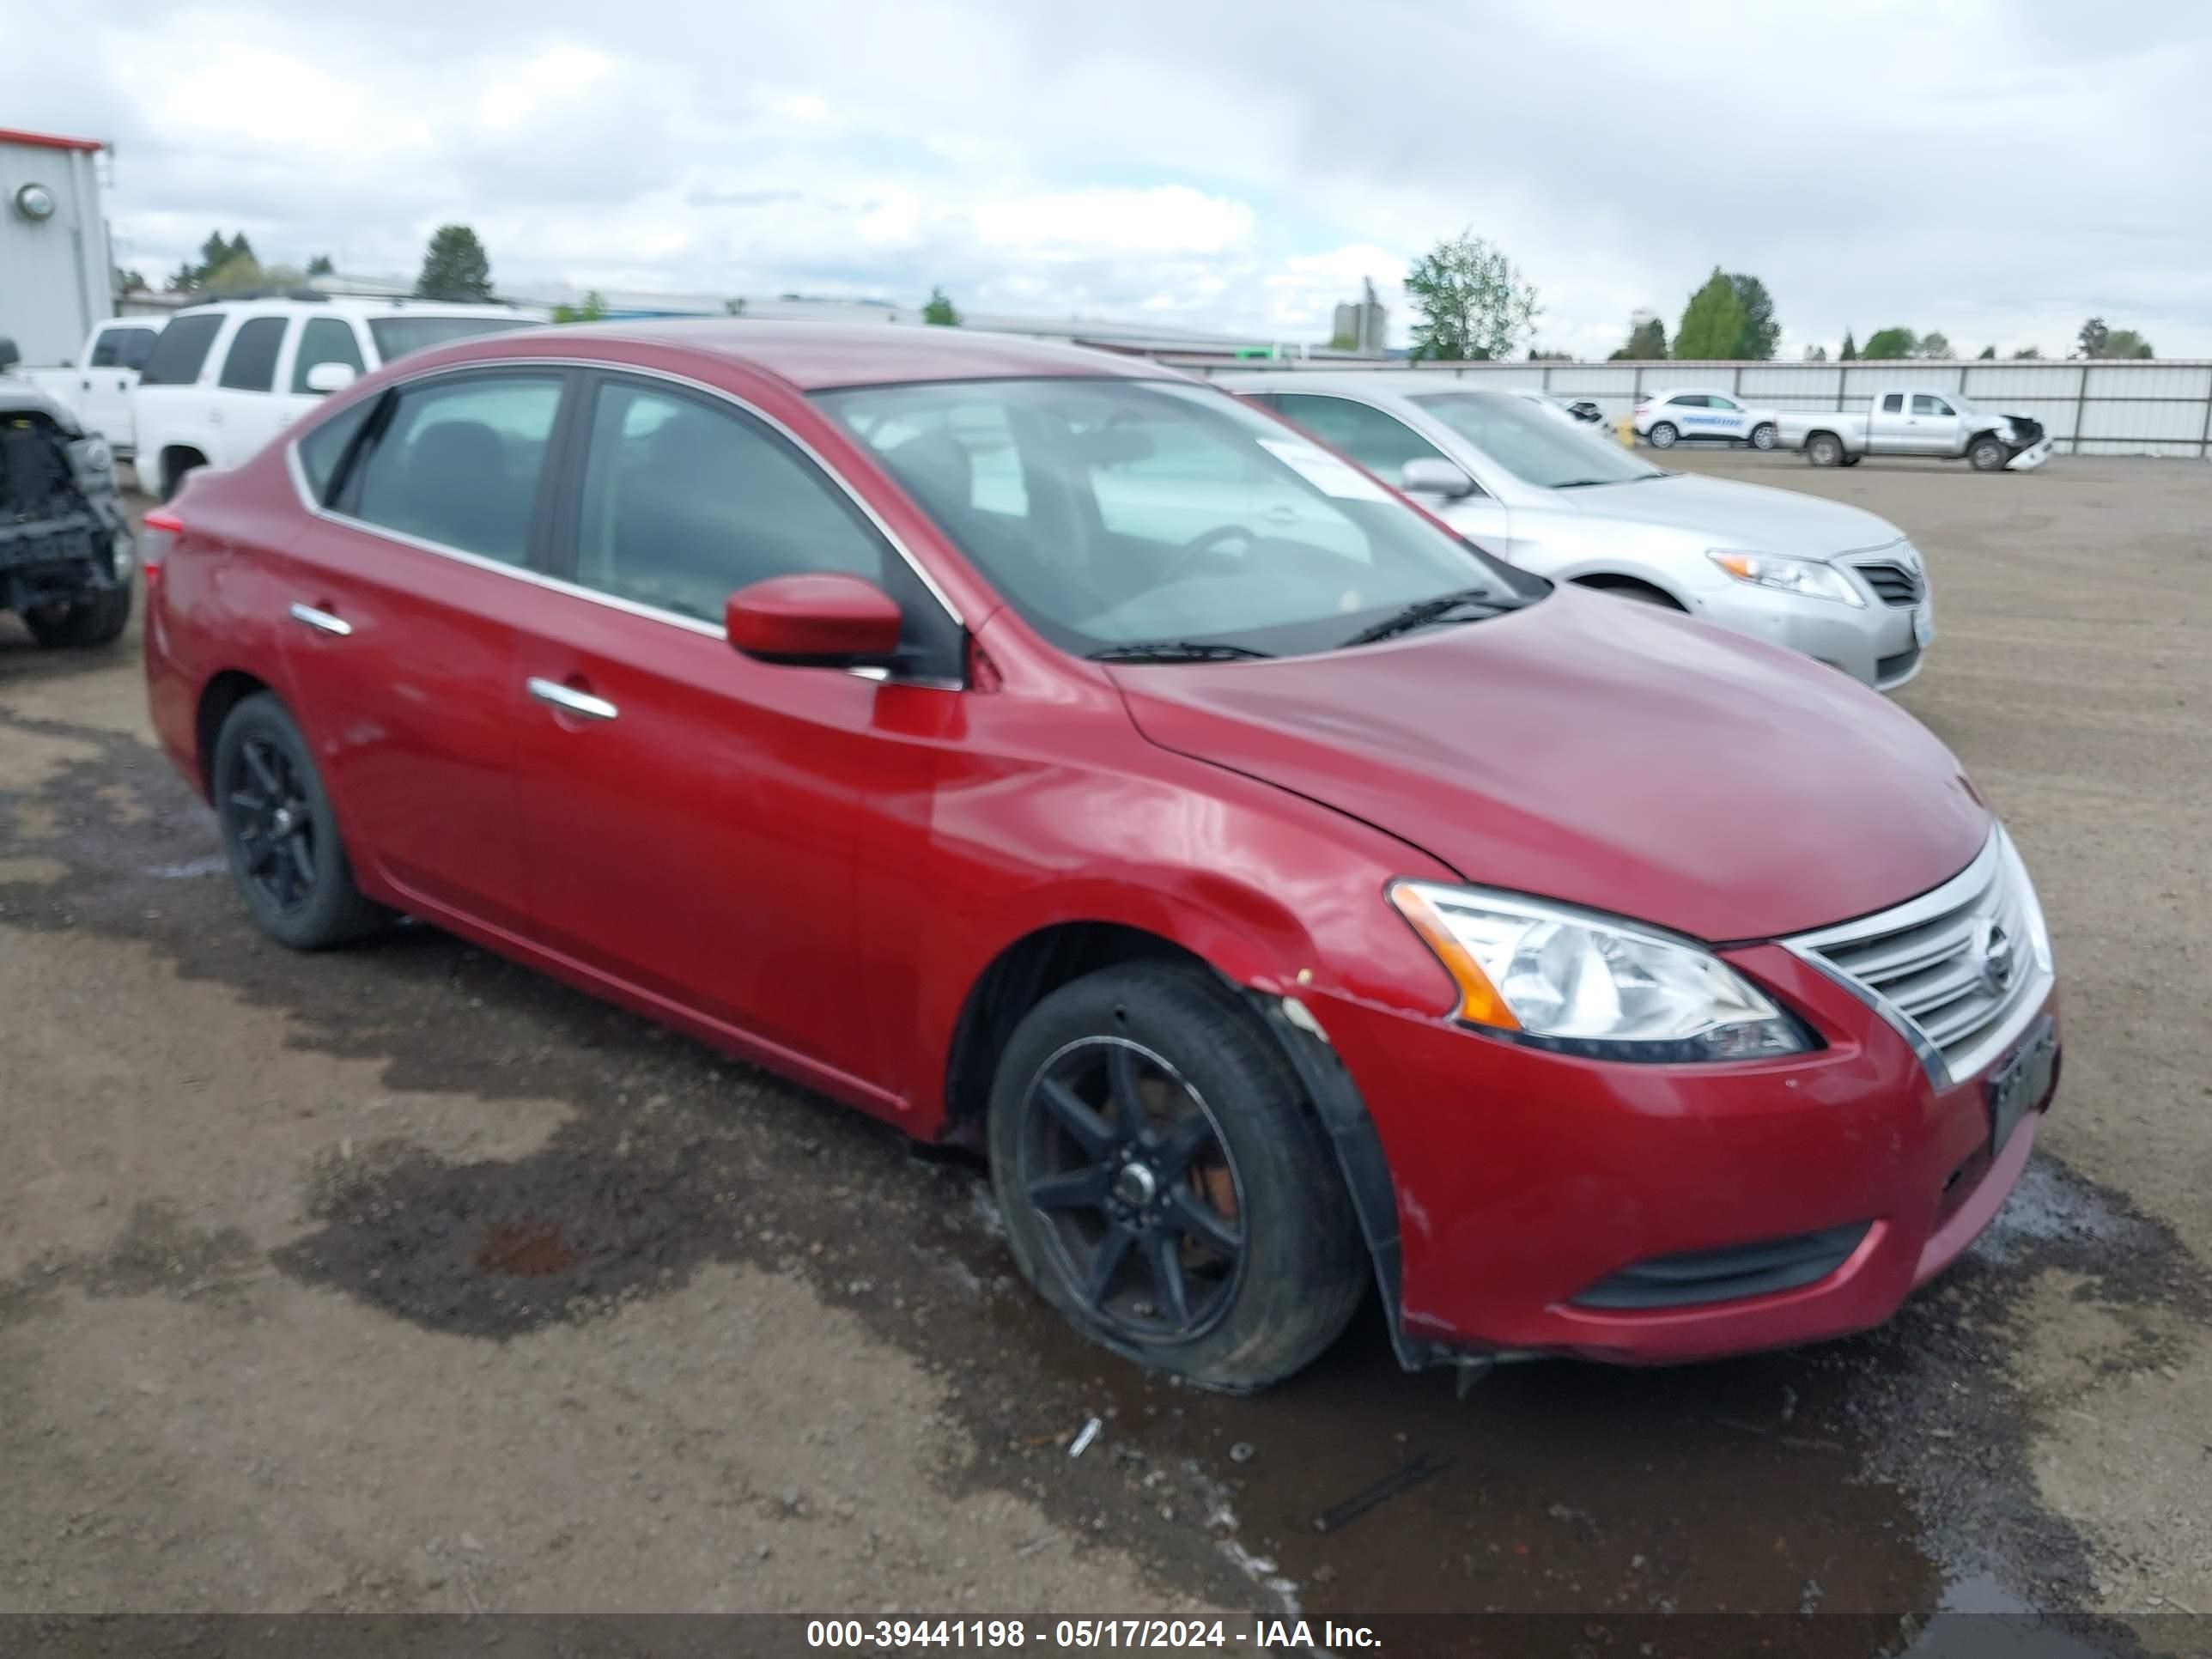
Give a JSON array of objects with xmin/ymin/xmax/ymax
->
[
  {"xmin": 1403, "ymin": 230, "xmax": 1540, "ymax": 362},
  {"xmin": 1727, "ymin": 273, "xmax": 1780, "ymax": 359},
  {"xmin": 113, "ymin": 267, "xmax": 148, "ymax": 295},
  {"xmin": 1977, "ymin": 345, "xmax": 1997, "ymax": 360},
  {"xmin": 168, "ymin": 229, "xmax": 255, "ymax": 291},
  {"xmin": 307, "ymin": 253, "xmax": 334, "ymax": 276},
  {"xmin": 2076, "ymin": 317, "xmax": 2109, "ymax": 358},
  {"xmin": 921, "ymin": 286, "xmax": 962, "ymax": 326},
  {"xmin": 416, "ymin": 224, "xmax": 493, "ymax": 301},
  {"xmin": 1839, "ymin": 330, "xmax": 1857, "ymax": 361},
  {"xmin": 1673, "ymin": 268, "xmax": 1745, "ymax": 360},
  {"xmin": 1804, "ymin": 344, "xmax": 1829, "ymax": 362},
  {"xmin": 1527, "ymin": 349, "xmax": 1571, "ymax": 362},
  {"xmin": 1916, "ymin": 331, "xmax": 1953, "ymax": 360},
  {"xmin": 2102, "ymin": 328, "xmax": 2154, "ymax": 359},
  {"xmin": 2011, "ymin": 346, "xmax": 2044, "ymax": 360},
  {"xmin": 1607, "ymin": 313, "xmax": 1668, "ymax": 361},
  {"xmin": 551, "ymin": 290, "xmax": 608, "ymax": 324},
  {"xmin": 1861, "ymin": 327, "xmax": 1918, "ymax": 360},
  {"xmin": 725, "ymin": 298, "xmax": 747, "ymax": 316}
]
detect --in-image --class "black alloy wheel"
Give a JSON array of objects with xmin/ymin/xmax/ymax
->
[{"xmin": 225, "ymin": 734, "xmax": 319, "ymax": 915}]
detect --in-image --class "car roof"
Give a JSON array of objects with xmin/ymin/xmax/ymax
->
[
  {"xmin": 511, "ymin": 319, "xmax": 1189, "ymax": 392},
  {"xmin": 1651, "ymin": 386, "xmax": 1732, "ymax": 398},
  {"xmin": 1213, "ymin": 370, "xmax": 1474, "ymax": 398},
  {"xmin": 176, "ymin": 298, "xmax": 532, "ymax": 322}
]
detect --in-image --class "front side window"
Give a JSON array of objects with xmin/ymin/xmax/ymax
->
[
  {"xmin": 217, "ymin": 317, "xmax": 288, "ymax": 392},
  {"xmin": 367, "ymin": 315, "xmax": 534, "ymax": 365},
  {"xmin": 572, "ymin": 379, "xmax": 885, "ymax": 625},
  {"xmin": 90, "ymin": 326, "xmax": 157, "ymax": 370},
  {"xmin": 293, "ymin": 317, "xmax": 367, "ymax": 393},
  {"xmin": 1708, "ymin": 395, "xmax": 1741, "ymax": 411},
  {"xmin": 1912, "ymin": 394, "xmax": 1953, "ymax": 416},
  {"xmin": 139, "ymin": 313, "xmax": 224, "ymax": 386},
  {"xmin": 1262, "ymin": 394, "xmax": 1447, "ymax": 483},
  {"xmin": 347, "ymin": 374, "xmax": 562, "ymax": 565},
  {"xmin": 818, "ymin": 378, "xmax": 1540, "ymax": 660},
  {"xmin": 1413, "ymin": 392, "xmax": 1663, "ymax": 489}
]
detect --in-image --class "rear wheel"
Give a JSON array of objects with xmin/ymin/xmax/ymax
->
[
  {"xmin": 24, "ymin": 586, "xmax": 131, "ymax": 649},
  {"xmin": 212, "ymin": 694, "xmax": 388, "ymax": 950},
  {"xmin": 161, "ymin": 450, "xmax": 206, "ymax": 502},
  {"xmin": 987, "ymin": 963, "xmax": 1367, "ymax": 1394},
  {"xmin": 1968, "ymin": 435, "xmax": 2008, "ymax": 471},
  {"xmin": 1648, "ymin": 422, "xmax": 1679, "ymax": 450},
  {"xmin": 1806, "ymin": 432, "xmax": 1845, "ymax": 468},
  {"xmin": 1749, "ymin": 422, "xmax": 1778, "ymax": 451}
]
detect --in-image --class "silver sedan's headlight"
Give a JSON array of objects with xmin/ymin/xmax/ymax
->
[
  {"xmin": 1707, "ymin": 550, "xmax": 1865, "ymax": 606},
  {"xmin": 1389, "ymin": 881, "xmax": 1812, "ymax": 1062}
]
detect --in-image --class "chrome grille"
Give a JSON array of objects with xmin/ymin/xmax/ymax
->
[
  {"xmin": 1854, "ymin": 559, "xmax": 1926, "ymax": 606},
  {"xmin": 1786, "ymin": 829, "xmax": 2051, "ymax": 1086}
]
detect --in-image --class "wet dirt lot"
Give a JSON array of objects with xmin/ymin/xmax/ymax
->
[{"xmin": 2, "ymin": 455, "xmax": 2207, "ymax": 1653}]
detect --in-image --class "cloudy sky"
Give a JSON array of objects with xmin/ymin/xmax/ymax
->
[{"xmin": 13, "ymin": 0, "xmax": 2211, "ymax": 356}]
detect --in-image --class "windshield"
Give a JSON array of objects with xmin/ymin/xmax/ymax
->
[
  {"xmin": 816, "ymin": 378, "xmax": 1541, "ymax": 659},
  {"xmin": 1413, "ymin": 391, "xmax": 1663, "ymax": 489},
  {"xmin": 368, "ymin": 315, "xmax": 534, "ymax": 364}
]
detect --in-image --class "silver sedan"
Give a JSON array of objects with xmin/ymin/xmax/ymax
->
[{"xmin": 1219, "ymin": 373, "xmax": 1936, "ymax": 691}]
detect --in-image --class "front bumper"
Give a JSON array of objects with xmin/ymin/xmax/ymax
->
[
  {"xmin": 2006, "ymin": 437, "xmax": 2056, "ymax": 472},
  {"xmin": 1689, "ymin": 581, "xmax": 1928, "ymax": 692},
  {"xmin": 1314, "ymin": 950, "xmax": 2057, "ymax": 1367}
]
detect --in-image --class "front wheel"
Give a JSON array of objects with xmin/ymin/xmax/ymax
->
[
  {"xmin": 988, "ymin": 963, "xmax": 1367, "ymax": 1394},
  {"xmin": 1838, "ymin": 453, "xmax": 1864, "ymax": 468},
  {"xmin": 24, "ymin": 586, "xmax": 131, "ymax": 648},
  {"xmin": 1647, "ymin": 422, "xmax": 1679, "ymax": 450},
  {"xmin": 1806, "ymin": 433, "xmax": 1844, "ymax": 468},
  {"xmin": 1749, "ymin": 422, "xmax": 1778, "ymax": 452},
  {"xmin": 1968, "ymin": 436, "xmax": 2008, "ymax": 471},
  {"xmin": 213, "ymin": 694, "xmax": 388, "ymax": 950}
]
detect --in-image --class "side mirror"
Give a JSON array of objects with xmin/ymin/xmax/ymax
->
[
  {"xmin": 303, "ymin": 362, "xmax": 357, "ymax": 395},
  {"xmin": 1401, "ymin": 458, "xmax": 1475, "ymax": 499},
  {"xmin": 0, "ymin": 337, "xmax": 20, "ymax": 372},
  {"xmin": 726, "ymin": 573, "xmax": 903, "ymax": 667}
]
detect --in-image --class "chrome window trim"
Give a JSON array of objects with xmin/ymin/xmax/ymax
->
[
  {"xmin": 1781, "ymin": 825, "xmax": 2054, "ymax": 1090},
  {"xmin": 281, "ymin": 354, "xmax": 967, "ymax": 640}
]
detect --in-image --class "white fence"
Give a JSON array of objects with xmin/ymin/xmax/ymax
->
[{"xmin": 1171, "ymin": 357, "xmax": 2212, "ymax": 459}]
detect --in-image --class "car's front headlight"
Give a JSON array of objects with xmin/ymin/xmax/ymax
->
[
  {"xmin": 1707, "ymin": 550, "xmax": 1865, "ymax": 606},
  {"xmin": 1389, "ymin": 881, "xmax": 1812, "ymax": 1062}
]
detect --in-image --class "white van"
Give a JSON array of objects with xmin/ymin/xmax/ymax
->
[{"xmin": 133, "ymin": 296, "xmax": 538, "ymax": 499}]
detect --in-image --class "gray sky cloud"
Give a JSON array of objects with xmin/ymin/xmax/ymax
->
[{"xmin": 10, "ymin": 0, "xmax": 2208, "ymax": 355}]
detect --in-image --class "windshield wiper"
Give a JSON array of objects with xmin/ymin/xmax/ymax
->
[
  {"xmin": 1339, "ymin": 586, "xmax": 1504, "ymax": 648},
  {"xmin": 1088, "ymin": 640, "xmax": 1275, "ymax": 664}
]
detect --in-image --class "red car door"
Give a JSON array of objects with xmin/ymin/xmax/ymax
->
[
  {"xmin": 501, "ymin": 371, "xmax": 963, "ymax": 1111},
  {"xmin": 273, "ymin": 368, "xmax": 568, "ymax": 933}
]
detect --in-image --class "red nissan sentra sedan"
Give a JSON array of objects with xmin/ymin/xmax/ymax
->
[{"xmin": 142, "ymin": 322, "xmax": 2060, "ymax": 1392}]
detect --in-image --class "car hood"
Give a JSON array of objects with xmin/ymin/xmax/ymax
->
[
  {"xmin": 1109, "ymin": 586, "xmax": 1987, "ymax": 943},
  {"xmin": 0, "ymin": 374, "xmax": 75, "ymax": 428},
  {"xmin": 1547, "ymin": 472, "xmax": 1904, "ymax": 560}
]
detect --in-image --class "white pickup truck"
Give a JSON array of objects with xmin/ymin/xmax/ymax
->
[
  {"xmin": 1778, "ymin": 387, "xmax": 2054, "ymax": 471},
  {"xmin": 15, "ymin": 318, "xmax": 165, "ymax": 459}
]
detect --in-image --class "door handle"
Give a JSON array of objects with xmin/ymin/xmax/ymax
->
[
  {"xmin": 289, "ymin": 602, "xmax": 351, "ymax": 637},
  {"xmin": 208, "ymin": 410, "xmax": 224, "ymax": 424},
  {"xmin": 526, "ymin": 678, "xmax": 618, "ymax": 722}
]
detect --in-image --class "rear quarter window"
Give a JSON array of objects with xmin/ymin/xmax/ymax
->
[{"xmin": 139, "ymin": 313, "xmax": 225, "ymax": 386}]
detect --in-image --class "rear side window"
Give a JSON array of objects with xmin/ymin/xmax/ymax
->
[
  {"xmin": 367, "ymin": 315, "xmax": 533, "ymax": 364},
  {"xmin": 139, "ymin": 313, "xmax": 224, "ymax": 386},
  {"xmin": 347, "ymin": 374, "xmax": 563, "ymax": 565},
  {"xmin": 90, "ymin": 326, "xmax": 158, "ymax": 370},
  {"xmin": 218, "ymin": 317, "xmax": 289, "ymax": 392},
  {"xmin": 292, "ymin": 317, "xmax": 366, "ymax": 393},
  {"xmin": 296, "ymin": 397, "xmax": 380, "ymax": 502},
  {"xmin": 1881, "ymin": 393, "xmax": 1905, "ymax": 413},
  {"xmin": 1668, "ymin": 393, "xmax": 1705, "ymax": 409}
]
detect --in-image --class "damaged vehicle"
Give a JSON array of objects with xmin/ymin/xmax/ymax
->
[
  {"xmin": 1779, "ymin": 387, "xmax": 2053, "ymax": 471},
  {"xmin": 0, "ymin": 337, "xmax": 134, "ymax": 648},
  {"xmin": 146, "ymin": 323, "xmax": 2061, "ymax": 1395}
]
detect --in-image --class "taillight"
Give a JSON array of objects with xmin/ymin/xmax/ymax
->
[{"xmin": 139, "ymin": 507, "xmax": 182, "ymax": 584}]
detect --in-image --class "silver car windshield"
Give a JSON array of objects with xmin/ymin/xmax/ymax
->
[
  {"xmin": 817, "ymin": 378, "xmax": 1541, "ymax": 659},
  {"xmin": 1413, "ymin": 391, "xmax": 1664, "ymax": 489}
]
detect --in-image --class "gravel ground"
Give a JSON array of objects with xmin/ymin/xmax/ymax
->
[{"xmin": 0, "ymin": 453, "xmax": 2205, "ymax": 1653}]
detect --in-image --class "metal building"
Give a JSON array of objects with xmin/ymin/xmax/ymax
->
[{"xmin": 1, "ymin": 126, "xmax": 112, "ymax": 366}]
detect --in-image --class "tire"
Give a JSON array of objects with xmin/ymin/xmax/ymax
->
[
  {"xmin": 987, "ymin": 962, "xmax": 1367, "ymax": 1394},
  {"xmin": 211, "ymin": 693, "xmax": 388, "ymax": 950},
  {"xmin": 1806, "ymin": 432, "xmax": 1844, "ymax": 468},
  {"xmin": 24, "ymin": 586, "xmax": 131, "ymax": 649},
  {"xmin": 1968, "ymin": 435, "xmax": 2008, "ymax": 471},
  {"xmin": 1749, "ymin": 422, "xmax": 1778, "ymax": 452},
  {"xmin": 1839, "ymin": 453, "xmax": 1863, "ymax": 468},
  {"xmin": 1647, "ymin": 422, "xmax": 1678, "ymax": 450},
  {"xmin": 161, "ymin": 453, "xmax": 204, "ymax": 503}
]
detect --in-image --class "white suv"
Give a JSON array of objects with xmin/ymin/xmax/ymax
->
[
  {"xmin": 1632, "ymin": 387, "xmax": 1781, "ymax": 452},
  {"xmin": 133, "ymin": 296, "xmax": 538, "ymax": 499}
]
